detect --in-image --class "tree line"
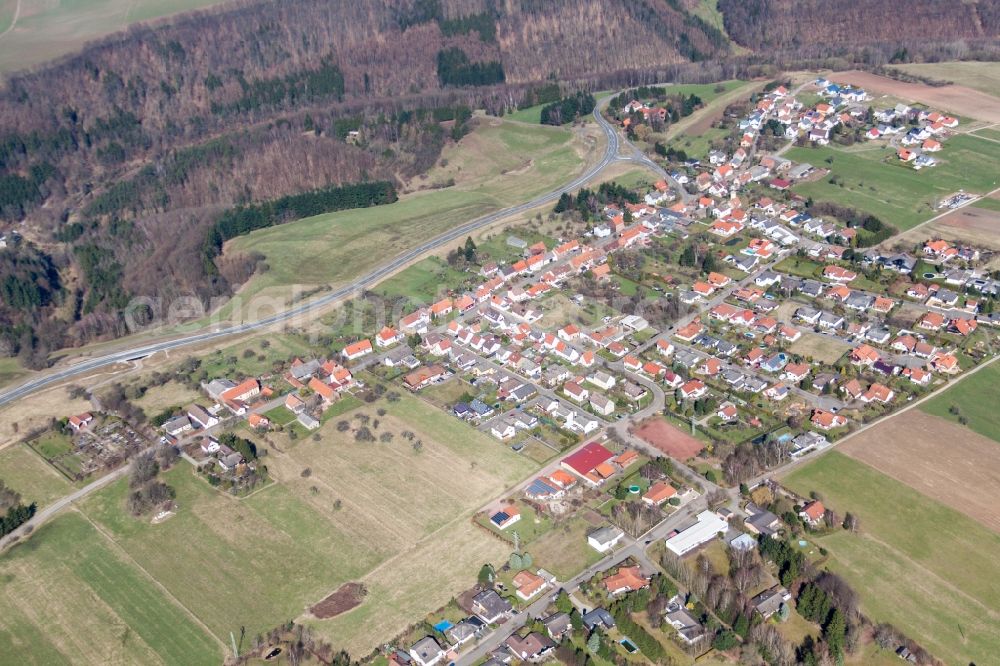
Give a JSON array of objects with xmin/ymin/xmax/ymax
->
[{"xmin": 539, "ymin": 92, "xmax": 596, "ymax": 126}]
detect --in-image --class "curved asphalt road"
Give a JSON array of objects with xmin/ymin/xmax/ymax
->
[{"xmin": 0, "ymin": 102, "xmax": 624, "ymax": 408}]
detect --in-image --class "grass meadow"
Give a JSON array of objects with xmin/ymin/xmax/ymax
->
[
  {"xmin": 0, "ymin": 0, "xmax": 232, "ymax": 73},
  {"xmin": 0, "ymin": 388, "xmax": 542, "ymax": 660},
  {"xmin": 785, "ymin": 134, "xmax": 1000, "ymax": 231},
  {"xmin": 226, "ymin": 119, "xmax": 585, "ymax": 306},
  {"xmin": 920, "ymin": 361, "xmax": 1000, "ymax": 444},
  {"xmin": 784, "ymin": 451, "xmax": 1000, "ymax": 666}
]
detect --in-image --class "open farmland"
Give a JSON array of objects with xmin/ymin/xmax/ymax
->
[
  {"xmin": 0, "ymin": 511, "xmax": 223, "ymax": 665},
  {"xmin": 226, "ymin": 119, "xmax": 588, "ymax": 306},
  {"xmin": 784, "ymin": 452, "xmax": 1000, "ymax": 666},
  {"xmin": 0, "ymin": 0, "xmax": 233, "ymax": 74},
  {"xmin": 889, "ymin": 62, "xmax": 1000, "ymax": 97},
  {"xmin": 833, "ymin": 69, "xmax": 1000, "ymax": 123},
  {"xmin": 840, "ymin": 411, "xmax": 1000, "ymax": 533},
  {"xmin": 0, "ymin": 443, "xmax": 72, "ymax": 508},
  {"xmin": 900, "ymin": 203, "xmax": 1000, "ymax": 253},
  {"xmin": 920, "ymin": 360, "xmax": 1000, "ymax": 444},
  {"xmin": 785, "ymin": 135, "xmax": 1000, "ymax": 231},
  {"xmin": 270, "ymin": 392, "xmax": 537, "ymax": 653}
]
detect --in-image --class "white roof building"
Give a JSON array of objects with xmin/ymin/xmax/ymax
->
[{"xmin": 665, "ymin": 510, "xmax": 728, "ymax": 556}]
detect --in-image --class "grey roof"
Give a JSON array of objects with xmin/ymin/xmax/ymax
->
[
  {"xmin": 751, "ymin": 586, "xmax": 789, "ymax": 617},
  {"xmin": 289, "ymin": 359, "xmax": 321, "ymax": 380},
  {"xmin": 588, "ymin": 525, "xmax": 624, "ymax": 546},
  {"xmin": 582, "ymin": 608, "xmax": 615, "ymax": 630},
  {"xmin": 746, "ymin": 505, "xmax": 780, "ymax": 535},
  {"xmin": 472, "ymin": 589, "xmax": 512, "ymax": 619},
  {"xmin": 542, "ymin": 612, "xmax": 572, "ymax": 636},
  {"xmin": 410, "ymin": 636, "xmax": 444, "ymax": 662},
  {"xmin": 163, "ymin": 415, "xmax": 191, "ymax": 433}
]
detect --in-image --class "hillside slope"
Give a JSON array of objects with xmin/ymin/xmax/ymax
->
[
  {"xmin": 0, "ymin": 0, "xmax": 729, "ymax": 365},
  {"xmin": 718, "ymin": 0, "xmax": 1000, "ymax": 52}
]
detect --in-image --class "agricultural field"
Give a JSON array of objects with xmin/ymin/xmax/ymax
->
[
  {"xmin": 226, "ymin": 119, "xmax": 588, "ymax": 305},
  {"xmin": 903, "ymin": 202, "xmax": 1000, "ymax": 254},
  {"xmin": 260, "ymin": 390, "xmax": 538, "ymax": 653},
  {"xmin": 834, "ymin": 69, "xmax": 1000, "ymax": 124},
  {"xmin": 784, "ymin": 451, "xmax": 1000, "ymax": 666},
  {"xmin": 0, "ymin": 387, "xmax": 540, "ymax": 660},
  {"xmin": 0, "ymin": 443, "xmax": 72, "ymax": 508},
  {"xmin": 785, "ymin": 134, "xmax": 1000, "ymax": 231},
  {"xmin": 840, "ymin": 410, "xmax": 1000, "ymax": 533},
  {"xmin": 920, "ymin": 360, "xmax": 1000, "ymax": 444},
  {"xmin": 0, "ymin": 0, "xmax": 233, "ymax": 74},
  {"xmin": 888, "ymin": 61, "xmax": 1000, "ymax": 98},
  {"xmin": 0, "ymin": 510, "xmax": 224, "ymax": 665}
]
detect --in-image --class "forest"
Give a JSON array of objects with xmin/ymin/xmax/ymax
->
[{"xmin": 0, "ymin": 0, "xmax": 996, "ymax": 367}]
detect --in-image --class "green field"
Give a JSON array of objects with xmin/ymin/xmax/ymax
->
[
  {"xmin": 227, "ymin": 120, "xmax": 584, "ymax": 304},
  {"xmin": 920, "ymin": 361, "xmax": 1000, "ymax": 444},
  {"xmin": 784, "ymin": 452, "xmax": 1000, "ymax": 666},
  {"xmin": 0, "ymin": 511, "xmax": 223, "ymax": 664},
  {"xmin": 0, "ymin": 443, "xmax": 72, "ymax": 508},
  {"xmin": 0, "ymin": 0, "xmax": 233, "ymax": 73},
  {"xmin": 376, "ymin": 256, "xmax": 470, "ymax": 304},
  {"xmin": 785, "ymin": 135, "xmax": 1000, "ymax": 231},
  {"xmin": 972, "ymin": 196, "xmax": 1000, "ymax": 212},
  {"xmin": 0, "ymin": 387, "xmax": 541, "ymax": 661}
]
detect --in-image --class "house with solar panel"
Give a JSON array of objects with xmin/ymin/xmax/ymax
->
[
  {"xmin": 524, "ymin": 476, "xmax": 564, "ymax": 500},
  {"xmin": 489, "ymin": 505, "xmax": 521, "ymax": 530}
]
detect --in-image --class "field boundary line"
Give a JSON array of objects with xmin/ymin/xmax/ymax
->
[
  {"xmin": 75, "ymin": 509, "xmax": 229, "ymax": 652},
  {"xmin": 855, "ymin": 530, "xmax": 1000, "ymax": 621}
]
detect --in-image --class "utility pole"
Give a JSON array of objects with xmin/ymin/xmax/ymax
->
[
  {"xmin": 230, "ymin": 631, "xmax": 238, "ymax": 659},
  {"xmin": 512, "ymin": 529, "xmax": 521, "ymax": 554}
]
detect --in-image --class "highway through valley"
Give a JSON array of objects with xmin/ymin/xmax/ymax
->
[{"xmin": 0, "ymin": 102, "xmax": 628, "ymax": 408}]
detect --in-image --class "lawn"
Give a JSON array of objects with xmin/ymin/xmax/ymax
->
[
  {"xmin": 228, "ymin": 119, "xmax": 584, "ymax": 304},
  {"xmin": 0, "ymin": 0, "xmax": 232, "ymax": 73},
  {"xmin": 0, "ymin": 511, "xmax": 223, "ymax": 665},
  {"xmin": 199, "ymin": 334, "xmax": 315, "ymax": 380},
  {"xmin": 785, "ymin": 135, "xmax": 1000, "ymax": 231},
  {"xmin": 920, "ymin": 361, "xmax": 1000, "ymax": 444},
  {"xmin": 0, "ymin": 443, "xmax": 72, "ymax": 508},
  {"xmin": 27, "ymin": 430, "xmax": 73, "ymax": 461},
  {"xmin": 375, "ymin": 256, "xmax": 470, "ymax": 305},
  {"xmin": 784, "ymin": 451, "xmax": 1000, "ymax": 666},
  {"xmin": 774, "ymin": 256, "xmax": 822, "ymax": 279},
  {"xmin": 529, "ymin": 514, "xmax": 605, "ymax": 580}
]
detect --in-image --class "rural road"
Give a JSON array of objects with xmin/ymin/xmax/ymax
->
[
  {"xmin": 0, "ymin": 446, "xmax": 151, "ymax": 550},
  {"xmin": 0, "ymin": 99, "xmax": 630, "ymax": 409}
]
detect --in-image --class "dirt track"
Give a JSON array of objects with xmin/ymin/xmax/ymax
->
[
  {"xmin": 833, "ymin": 70, "xmax": 1000, "ymax": 123},
  {"xmin": 840, "ymin": 411, "xmax": 1000, "ymax": 534},
  {"xmin": 631, "ymin": 417, "xmax": 704, "ymax": 460}
]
